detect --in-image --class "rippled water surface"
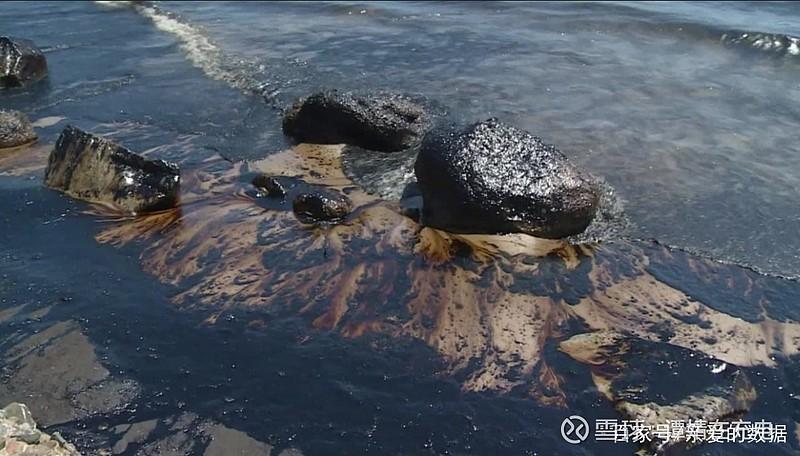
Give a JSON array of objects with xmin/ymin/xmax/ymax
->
[
  {"xmin": 163, "ymin": 0, "xmax": 800, "ymax": 277},
  {"xmin": 2, "ymin": 2, "xmax": 800, "ymax": 455}
]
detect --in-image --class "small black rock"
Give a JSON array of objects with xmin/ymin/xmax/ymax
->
[
  {"xmin": 292, "ymin": 189, "xmax": 352, "ymax": 224},
  {"xmin": 252, "ymin": 174, "xmax": 287, "ymax": 197}
]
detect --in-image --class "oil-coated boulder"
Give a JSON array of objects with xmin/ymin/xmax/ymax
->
[
  {"xmin": 44, "ymin": 126, "xmax": 180, "ymax": 213},
  {"xmin": 283, "ymin": 90, "xmax": 430, "ymax": 152},
  {"xmin": 414, "ymin": 118, "xmax": 599, "ymax": 239}
]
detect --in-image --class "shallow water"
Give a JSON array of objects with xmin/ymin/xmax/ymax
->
[
  {"xmin": 162, "ymin": 0, "xmax": 800, "ymax": 278},
  {"xmin": 5, "ymin": 1, "xmax": 800, "ymax": 277},
  {"xmin": 2, "ymin": 2, "xmax": 800, "ymax": 455}
]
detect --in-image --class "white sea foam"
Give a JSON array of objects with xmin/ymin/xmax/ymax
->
[
  {"xmin": 93, "ymin": 1, "xmax": 315, "ymax": 110},
  {"xmin": 134, "ymin": 4, "xmax": 225, "ymax": 79},
  {"xmin": 788, "ymin": 38, "xmax": 800, "ymax": 56},
  {"xmin": 94, "ymin": 1, "xmax": 253, "ymax": 92},
  {"xmin": 93, "ymin": 1, "xmax": 134, "ymax": 9}
]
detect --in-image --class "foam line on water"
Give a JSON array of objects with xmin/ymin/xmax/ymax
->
[
  {"xmin": 120, "ymin": 3, "xmax": 224, "ymax": 80},
  {"xmin": 94, "ymin": 1, "xmax": 288, "ymax": 108}
]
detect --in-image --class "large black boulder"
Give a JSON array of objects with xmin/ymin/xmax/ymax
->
[
  {"xmin": 282, "ymin": 90, "xmax": 430, "ymax": 152},
  {"xmin": 414, "ymin": 118, "xmax": 599, "ymax": 239},
  {"xmin": 44, "ymin": 126, "xmax": 180, "ymax": 214},
  {"xmin": 0, "ymin": 110, "xmax": 37, "ymax": 148},
  {"xmin": 0, "ymin": 36, "xmax": 48, "ymax": 88}
]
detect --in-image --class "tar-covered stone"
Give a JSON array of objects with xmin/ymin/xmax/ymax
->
[
  {"xmin": 44, "ymin": 126, "xmax": 180, "ymax": 214},
  {"xmin": 414, "ymin": 118, "xmax": 599, "ymax": 239},
  {"xmin": 283, "ymin": 90, "xmax": 431, "ymax": 152},
  {"xmin": 292, "ymin": 189, "xmax": 352, "ymax": 224},
  {"xmin": 0, "ymin": 110, "xmax": 37, "ymax": 148},
  {"xmin": 0, "ymin": 36, "xmax": 48, "ymax": 88},
  {"xmin": 252, "ymin": 174, "xmax": 287, "ymax": 197}
]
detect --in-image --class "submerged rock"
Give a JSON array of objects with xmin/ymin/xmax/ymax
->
[
  {"xmin": 44, "ymin": 126, "xmax": 180, "ymax": 213},
  {"xmin": 292, "ymin": 189, "xmax": 352, "ymax": 224},
  {"xmin": 283, "ymin": 90, "xmax": 430, "ymax": 152},
  {"xmin": 0, "ymin": 110, "xmax": 37, "ymax": 149},
  {"xmin": 0, "ymin": 36, "xmax": 48, "ymax": 88},
  {"xmin": 560, "ymin": 331, "xmax": 758, "ymax": 454},
  {"xmin": 0, "ymin": 402, "xmax": 80, "ymax": 455},
  {"xmin": 617, "ymin": 374, "xmax": 756, "ymax": 455},
  {"xmin": 414, "ymin": 118, "xmax": 599, "ymax": 239},
  {"xmin": 252, "ymin": 174, "xmax": 287, "ymax": 197}
]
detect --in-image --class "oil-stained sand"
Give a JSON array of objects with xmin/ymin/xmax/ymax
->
[
  {"xmin": 91, "ymin": 143, "xmax": 800, "ymax": 409},
  {"xmin": 3, "ymin": 138, "xmax": 800, "ymax": 452},
  {"xmin": 0, "ymin": 173, "xmax": 310, "ymax": 455},
  {"xmin": 0, "ymin": 143, "xmax": 50, "ymax": 177}
]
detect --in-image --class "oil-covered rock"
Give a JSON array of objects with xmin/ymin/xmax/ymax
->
[
  {"xmin": 44, "ymin": 126, "xmax": 180, "ymax": 214},
  {"xmin": 292, "ymin": 188, "xmax": 352, "ymax": 224},
  {"xmin": 0, "ymin": 36, "xmax": 48, "ymax": 88},
  {"xmin": 0, "ymin": 110, "xmax": 37, "ymax": 149},
  {"xmin": 252, "ymin": 174, "xmax": 288, "ymax": 197},
  {"xmin": 414, "ymin": 118, "xmax": 599, "ymax": 239},
  {"xmin": 283, "ymin": 90, "xmax": 430, "ymax": 152}
]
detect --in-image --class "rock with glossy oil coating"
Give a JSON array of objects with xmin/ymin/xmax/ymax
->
[
  {"xmin": 283, "ymin": 90, "xmax": 431, "ymax": 152},
  {"xmin": 0, "ymin": 36, "xmax": 48, "ymax": 88},
  {"xmin": 414, "ymin": 118, "xmax": 599, "ymax": 239},
  {"xmin": 292, "ymin": 189, "xmax": 352, "ymax": 224},
  {"xmin": 44, "ymin": 126, "xmax": 180, "ymax": 214},
  {"xmin": 252, "ymin": 174, "xmax": 288, "ymax": 197},
  {"xmin": 0, "ymin": 110, "xmax": 37, "ymax": 149}
]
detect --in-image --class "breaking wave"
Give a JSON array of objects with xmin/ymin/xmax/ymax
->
[{"xmin": 93, "ymin": 1, "xmax": 308, "ymax": 110}]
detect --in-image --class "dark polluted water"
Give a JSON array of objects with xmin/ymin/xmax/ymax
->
[{"xmin": 2, "ymin": 2, "xmax": 800, "ymax": 456}]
